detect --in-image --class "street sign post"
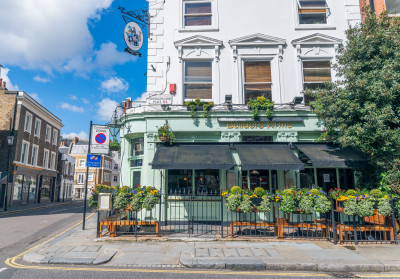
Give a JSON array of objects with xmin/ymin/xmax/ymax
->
[
  {"xmin": 86, "ymin": 154, "xmax": 101, "ymax": 168},
  {"xmin": 91, "ymin": 125, "xmax": 110, "ymax": 154}
]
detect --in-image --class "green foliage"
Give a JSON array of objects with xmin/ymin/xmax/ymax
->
[
  {"xmin": 257, "ymin": 195, "xmax": 271, "ymax": 213},
  {"xmin": 230, "ymin": 186, "xmax": 241, "ymax": 194},
  {"xmin": 142, "ymin": 193, "xmax": 159, "ymax": 211},
  {"xmin": 225, "ymin": 194, "xmax": 241, "ymax": 211},
  {"xmin": 369, "ymin": 189, "xmax": 383, "ymax": 199},
  {"xmin": 254, "ymin": 187, "xmax": 265, "ymax": 197},
  {"xmin": 343, "ymin": 199, "xmax": 358, "ymax": 216},
  {"xmin": 155, "ymin": 124, "xmax": 176, "ymax": 144},
  {"xmin": 184, "ymin": 98, "xmax": 214, "ymax": 118},
  {"xmin": 309, "ymin": 189, "xmax": 320, "ymax": 196},
  {"xmin": 377, "ymin": 198, "xmax": 392, "ymax": 216},
  {"xmin": 114, "ymin": 192, "xmax": 131, "ymax": 210},
  {"xmin": 109, "ymin": 137, "xmax": 120, "ymax": 151},
  {"xmin": 315, "ymin": 196, "xmax": 332, "ymax": 213},
  {"xmin": 306, "ymin": 10, "xmax": 400, "ymax": 191},
  {"xmin": 280, "ymin": 195, "xmax": 297, "ymax": 213},
  {"xmin": 283, "ymin": 189, "xmax": 295, "ymax": 196},
  {"xmin": 239, "ymin": 195, "xmax": 254, "ymax": 213},
  {"xmin": 89, "ymin": 196, "xmax": 97, "ymax": 208},
  {"xmin": 299, "ymin": 196, "xmax": 314, "ymax": 214},
  {"xmin": 346, "ymin": 189, "xmax": 357, "ymax": 197},
  {"xmin": 357, "ymin": 198, "xmax": 374, "ymax": 217},
  {"xmin": 247, "ymin": 96, "xmax": 274, "ymax": 119},
  {"xmin": 130, "ymin": 194, "xmax": 143, "ymax": 211}
]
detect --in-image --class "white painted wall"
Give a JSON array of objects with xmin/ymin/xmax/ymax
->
[{"xmin": 146, "ymin": 0, "xmax": 361, "ymax": 105}]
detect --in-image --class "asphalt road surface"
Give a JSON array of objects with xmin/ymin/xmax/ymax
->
[{"xmin": 0, "ymin": 202, "xmax": 399, "ymax": 279}]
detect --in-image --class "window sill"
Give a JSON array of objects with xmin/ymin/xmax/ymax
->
[
  {"xmin": 295, "ymin": 25, "xmax": 336, "ymax": 30},
  {"xmin": 178, "ymin": 27, "xmax": 219, "ymax": 32}
]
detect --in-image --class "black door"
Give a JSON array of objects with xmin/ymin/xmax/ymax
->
[{"xmin": 0, "ymin": 184, "xmax": 5, "ymax": 208}]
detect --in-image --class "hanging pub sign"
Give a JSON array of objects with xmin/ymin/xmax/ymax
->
[{"xmin": 124, "ymin": 21, "xmax": 144, "ymax": 52}]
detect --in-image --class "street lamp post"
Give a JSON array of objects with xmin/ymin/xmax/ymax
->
[
  {"xmin": 62, "ymin": 158, "xmax": 68, "ymax": 202},
  {"xmin": 4, "ymin": 135, "xmax": 14, "ymax": 212},
  {"xmin": 108, "ymin": 108, "xmax": 122, "ymax": 139}
]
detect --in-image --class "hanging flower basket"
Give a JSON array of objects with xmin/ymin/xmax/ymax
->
[{"xmin": 159, "ymin": 135, "xmax": 171, "ymax": 142}]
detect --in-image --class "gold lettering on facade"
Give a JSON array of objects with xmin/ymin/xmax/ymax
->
[
  {"xmin": 227, "ymin": 122, "xmax": 234, "ymax": 129},
  {"xmin": 226, "ymin": 121, "xmax": 293, "ymax": 129},
  {"xmin": 250, "ymin": 122, "xmax": 255, "ymax": 129},
  {"xmin": 244, "ymin": 122, "xmax": 249, "ymax": 129},
  {"xmin": 258, "ymin": 122, "xmax": 264, "ymax": 129}
]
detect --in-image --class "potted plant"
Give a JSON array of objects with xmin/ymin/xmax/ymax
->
[
  {"xmin": 184, "ymin": 97, "xmax": 214, "ymax": 118},
  {"xmin": 252, "ymin": 187, "xmax": 266, "ymax": 206},
  {"xmin": 247, "ymin": 96, "xmax": 274, "ymax": 120},
  {"xmin": 109, "ymin": 137, "xmax": 120, "ymax": 151},
  {"xmin": 156, "ymin": 123, "xmax": 176, "ymax": 144}
]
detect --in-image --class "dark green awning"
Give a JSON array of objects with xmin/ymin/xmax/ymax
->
[
  {"xmin": 236, "ymin": 144, "xmax": 304, "ymax": 170},
  {"xmin": 152, "ymin": 145, "xmax": 236, "ymax": 170},
  {"xmin": 295, "ymin": 144, "xmax": 370, "ymax": 168}
]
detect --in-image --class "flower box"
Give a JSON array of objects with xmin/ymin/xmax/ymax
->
[
  {"xmin": 252, "ymin": 197, "xmax": 263, "ymax": 206},
  {"xmin": 186, "ymin": 106, "xmax": 205, "ymax": 111},
  {"xmin": 159, "ymin": 135, "xmax": 171, "ymax": 142}
]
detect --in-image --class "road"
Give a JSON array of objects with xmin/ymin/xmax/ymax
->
[{"xmin": 0, "ymin": 203, "xmax": 399, "ymax": 279}]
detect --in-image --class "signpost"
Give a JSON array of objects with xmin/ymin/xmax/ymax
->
[
  {"xmin": 148, "ymin": 95, "xmax": 172, "ymax": 105},
  {"xmin": 91, "ymin": 125, "xmax": 110, "ymax": 154},
  {"xmin": 86, "ymin": 154, "xmax": 101, "ymax": 168},
  {"xmin": 124, "ymin": 21, "xmax": 144, "ymax": 55}
]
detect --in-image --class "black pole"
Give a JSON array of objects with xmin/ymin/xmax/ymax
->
[
  {"xmin": 3, "ymin": 144, "xmax": 12, "ymax": 211},
  {"xmin": 389, "ymin": 198, "xmax": 399, "ymax": 244},
  {"xmin": 82, "ymin": 120, "xmax": 93, "ymax": 230}
]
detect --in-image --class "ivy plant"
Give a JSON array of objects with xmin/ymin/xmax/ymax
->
[{"xmin": 247, "ymin": 96, "xmax": 274, "ymax": 120}]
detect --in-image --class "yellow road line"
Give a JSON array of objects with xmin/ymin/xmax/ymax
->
[{"xmin": 358, "ymin": 274, "xmax": 400, "ymax": 278}]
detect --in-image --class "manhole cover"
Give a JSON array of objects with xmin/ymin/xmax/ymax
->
[{"xmin": 328, "ymin": 273, "xmax": 360, "ymax": 278}]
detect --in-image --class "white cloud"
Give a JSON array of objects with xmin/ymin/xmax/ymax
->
[
  {"xmin": 96, "ymin": 98, "xmax": 118, "ymax": 121},
  {"xmin": 33, "ymin": 75, "xmax": 50, "ymax": 83},
  {"xmin": 0, "ymin": 0, "xmax": 115, "ymax": 73},
  {"xmin": 134, "ymin": 92, "xmax": 147, "ymax": 102},
  {"xmin": 61, "ymin": 131, "xmax": 88, "ymax": 140},
  {"xmin": 82, "ymin": 98, "xmax": 90, "ymax": 104},
  {"xmin": 100, "ymin": 76, "xmax": 129, "ymax": 93},
  {"xmin": 69, "ymin": 95, "xmax": 78, "ymax": 100},
  {"xmin": 59, "ymin": 102, "xmax": 84, "ymax": 113},
  {"xmin": 30, "ymin": 93, "xmax": 41, "ymax": 103},
  {"xmin": 0, "ymin": 67, "xmax": 19, "ymax": 90}
]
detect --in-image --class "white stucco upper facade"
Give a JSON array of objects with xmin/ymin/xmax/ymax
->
[{"xmin": 145, "ymin": 0, "xmax": 361, "ymax": 105}]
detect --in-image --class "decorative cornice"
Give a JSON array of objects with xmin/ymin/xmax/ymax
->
[{"xmin": 229, "ymin": 33, "xmax": 286, "ymax": 46}]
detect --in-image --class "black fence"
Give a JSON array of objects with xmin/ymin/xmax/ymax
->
[{"xmin": 96, "ymin": 192, "xmax": 399, "ymax": 245}]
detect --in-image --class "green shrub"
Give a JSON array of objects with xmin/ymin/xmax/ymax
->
[
  {"xmin": 369, "ymin": 189, "xmax": 383, "ymax": 199},
  {"xmin": 230, "ymin": 186, "xmax": 241, "ymax": 194},
  {"xmin": 283, "ymin": 189, "xmax": 295, "ymax": 196},
  {"xmin": 239, "ymin": 195, "xmax": 253, "ymax": 213},
  {"xmin": 226, "ymin": 194, "xmax": 241, "ymax": 211},
  {"xmin": 315, "ymin": 196, "xmax": 332, "ymax": 213},
  {"xmin": 377, "ymin": 198, "xmax": 392, "ymax": 216},
  {"xmin": 142, "ymin": 193, "xmax": 160, "ymax": 211},
  {"xmin": 299, "ymin": 196, "xmax": 314, "ymax": 214},
  {"xmin": 280, "ymin": 195, "xmax": 297, "ymax": 213},
  {"xmin": 357, "ymin": 199, "xmax": 374, "ymax": 217},
  {"xmin": 114, "ymin": 192, "xmax": 131, "ymax": 210},
  {"xmin": 130, "ymin": 195, "xmax": 143, "ymax": 211},
  {"xmin": 257, "ymin": 196, "xmax": 271, "ymax": 213},
  {"xmin": 343, "ymin": 199, "xmax": 358, "ymax": 216},
  {"xmin": 119, "ymin": 186, "xmax": 130, "ymax": 193},
  {"xmin": 254, "ymin": 187, "xmax": 265, "ymax": 197},
  {"xmin": 346, "ymin": 189, "xmax": 357, "ymax": 196},
  {"xmin": 146, "ymin": 186, "xmax": 154, "ymax": 192},
  {"xmin": 310, "ymin": 189, "xmax": 320, "ymax": 196}
]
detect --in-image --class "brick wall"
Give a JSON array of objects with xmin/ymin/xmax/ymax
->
[
  {"xmin": 360, "ymin": 0, "xmax": 387, "ymax": 19},
  {"xmin": 0, "ymin": 90, "xmax": 17, "ymax": 172}
]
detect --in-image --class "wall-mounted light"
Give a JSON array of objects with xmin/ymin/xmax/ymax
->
[{"xmin": 225, "ymin": 95, "xmax": 233, "ymax": 110}]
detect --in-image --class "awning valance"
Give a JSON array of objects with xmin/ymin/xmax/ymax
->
[
  {"xmin": 295, "ymin": 144, "xmax": 370, "ymax": 168},
  {"xmin": 236, "ymin": 144, "xmax": 304, "ymax": 170},
  {"xmin": 152, "ymin": 145, "xmax": 236, "ymax": 170}
]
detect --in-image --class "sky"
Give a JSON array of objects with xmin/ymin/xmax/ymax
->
[{"xmin": 0, "ymin": 0, "xmax": 149, "ymax": 139}]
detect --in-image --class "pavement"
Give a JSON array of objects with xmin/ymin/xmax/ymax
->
[
  {"xmin": 21, "ymin": 214, "xmax": 400, "ymax": 272},
  {"xmin": 0, "ymin": 200, "xmax": 77, "ymax": 215}
]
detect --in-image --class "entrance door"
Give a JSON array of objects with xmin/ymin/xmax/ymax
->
[
  {"xmin": 317, "ymin": 168, "xmax": 337, "ymax": 192},
  {"xmin": 21, "ymin": 175, "xmax": 30, "ymax": 205},
  {"xmin": 0, "ymin": 184, "xmax": 5, "ymax": 208}
]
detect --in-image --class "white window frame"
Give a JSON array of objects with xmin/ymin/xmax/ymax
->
[
  {"xmin": 77, "ymin": 173, "xmax": 85, "ymax": 184},
  {"xmin": 79, "ymin": 159, "xmax": 85, "ymax": 168},
  {"xmin": 180, "ymin": 0, "xmax": 219, "ymax": 31},
  {"xmin": 31, "ymin": 144, "xmax": 39, "ymax": 166},
  {"xmin": 88, "ymin": 173, "xmax": 94, "ymax": 182},
  {"xmin": 301, "ymin": 59, "xmax": 332, "ymax": 90},
  {"xmin": 242, "ymin": 60, "xmax": 274, "ymax": 104},
  {"xmin": 50, "ymin": 151, "xmax": 56, "ymax": 170},
  {"xmin": 20, "ymin": 140, "xmax": 30, "ymax": 164},
  {"xmin": 294, "ymin": 0, "xmax": 335, "ymax": 30},
  {"xmin": 43, "ymin": 149, "xmax": 49, "ymax": 169},
  {"xmin": 24, "ymin": 112, "xmax": 33, "ymax": 133},
  {"xmin": 385, "ymin": 0, "xmax": 400, "ymax": 16},
  {"xmin": 183, "ymin": 59, "xmax": 213, "ymax": 101},
  {"xmin": 34, "ymin": 119, "xmax": 41, "ymax": 137},
  {"xmin": 45, "ymin": 125, "xmax": 51, "ymax": 142},
  {"xmin": 52, "ymin": 129, "xmax": 58, "ymax": 145}
]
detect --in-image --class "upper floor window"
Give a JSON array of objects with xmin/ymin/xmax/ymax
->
[
  {"xmin": 34, "ymin": 119, "xmax": 41, "ymax": 137},
  {"xmin": 52, "ymin": 130, "xmax": 58, "ymax": 145},
  {"xmin": 79, "ymin": 159, "xmax": 85, "ymax": 167},
  {"xmin": 43, "ymin": 149, "xmax": 49, "ymax": 169},
  {"xmin": 21, "ymin": 141, "xmax": 29, "ymax": 164},
  {"xmin": 50, "ymin": 152, "xmax": 56, "ymax": 170},
  {"xmin": 77, "ymin": 173, "xmax": 85, "ymax": 184},
  {"xmin": 244, "ymin": 61, "xmax": 272, "ymax": 104},
  {"xmin": 184, "ymin": 1, "xmax": 212, "ymax": 27},
  {"xmin": 297, "ymin": 0, "xmax": 328, "ymax": 25},
  {"xmin": 386, "ymin": 0, "xmax": 400, "ymax": 15},
  {"xmin": 302, "ymin": 60, "xmax": 331, "ymax": 104},
  {"xmin": 113, "ymin": 176, "xmax": 118, "ymax": 182},
  {"xmin": 45, "ymin": 125, "xmax": 51, "ymax": 142},
  {"xmin": 131, "ymin": 137, "xmax": 144, "ymax": 156},
  {"xmin": 114, "ymin": 164, "xmax": 119, "ymax": 170},
  {"xmin": 88, "ymin": 173, "xmax": 94, "ymax": 182},
  {"xmin": 31, "ymin": 145, "xmax": 38, "ymax": 166},
  {"xmin": 24, "ymin": 112, "xmax": 32, "ymax": 133},
  {"xmin": 184, "ymin": 61, "xmax": 212, "ymax": 99}
]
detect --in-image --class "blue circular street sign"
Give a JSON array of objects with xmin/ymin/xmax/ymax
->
[{"xmin": 95, "ymin": 133, "xmax": 106, "ymax": 144}]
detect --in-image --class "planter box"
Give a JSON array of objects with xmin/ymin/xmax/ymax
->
[{"xmin": 187, "ymin": 106, "xmax": 204, "ymax": 111}]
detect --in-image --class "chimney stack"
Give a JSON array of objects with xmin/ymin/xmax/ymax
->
[{"xmin": 73, "ymin": 137, "xmax": 79, "ymax": 144}]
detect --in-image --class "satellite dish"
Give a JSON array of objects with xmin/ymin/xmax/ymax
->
[{"xmin": 124, "ymin": 22, "xmax": 144, "ymax": 52}]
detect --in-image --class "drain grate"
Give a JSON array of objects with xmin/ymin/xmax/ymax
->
[{"xmin": 328, "ymin": 273, "xmax": 360, "ymax": 278}]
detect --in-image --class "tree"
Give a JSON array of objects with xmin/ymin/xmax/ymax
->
[{"xmin": 307, "ymin": 9, "xmax": 400, "ymax": 193}]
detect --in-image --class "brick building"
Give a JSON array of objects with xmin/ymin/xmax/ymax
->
[
  {"xmin": 0, "ymin": 83, "xmax": 63, "ymax": 209},
  {"xmin": 360, "ymin": 0, "xmax": 400, "ymax": 19},
  {"xmin": 67, "ymin": 138, "xmax": 114, "ymax": 199},
  {"xmin": 57, "ymin": 144, "xmax": 76, "ymax": 202}
]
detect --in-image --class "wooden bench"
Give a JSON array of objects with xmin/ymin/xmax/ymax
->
[{"xmin": 99, "ymin": 219, "xmax": 159, "ymax": 237}]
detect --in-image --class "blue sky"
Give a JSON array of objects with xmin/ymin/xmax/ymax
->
[{"xmin": 0, "ymin": 0, "xmax": 148, "ymax": 139}]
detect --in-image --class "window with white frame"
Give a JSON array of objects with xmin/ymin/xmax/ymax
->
[
  {"xmin": 184, "ymin": 61, "xmax": 212, "ymax": 99},
  {"xmin": 20, "ymin": 141, "xmax": 30, "ymax": 164},
  {"xmin": 302, "ymin": 60, "xmax": 332, "ymax": 104},
  {"xmin": 77, "ymin": 173, "xmax": 85, "ymax": 184},
  {"xmin": 88, "ymin": 173, "xmax": 94, "ymax": 182},
  {"xmin": 103, "ymin": 173, "xmax": 110, "ymax": 182},
  {"xmin": 45, "ymin": 125, "xmax": 51, "ymax": 142},
  {"xmin": 79, "ymin": 159, "xmax": 85, "ymax": 167},
  {"xmin": 43, "ymin": 149, "xmax": 49, "ymax": 169},
  {"xmin": 243, "ymin": 61, "xmax": 272, "ymax": 104},
  {"xmin": 52, "ymin": 129, "xmax": 58, "ymax": 145},
  {"xmin": 113, "ymin": 176, "xmax": 118, "ymax": 182},
  {"xmin": 34, "ymin": 119, "xmax": 41, "ymax": 137},
  {"xmin": 24, "ymin": 112, "xmax": 32, "ymax": 133},
  {"xmin": 31, "ymin": 145, "xmax": 38, "ymax": 166},
  {"xmin": 50, "ymin": 152, "xmax": 56, "ymax": 170},
  {"xmin": 297, "ymin": 0, "xmax": 329, "ymax": 25},
  {"xmin": 183, "ymin": 1, "xmax": 212, "ymax": 27},
  {"xmin": 386, "ymin": 0, "xmax": 400, "ymax": 15}
]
